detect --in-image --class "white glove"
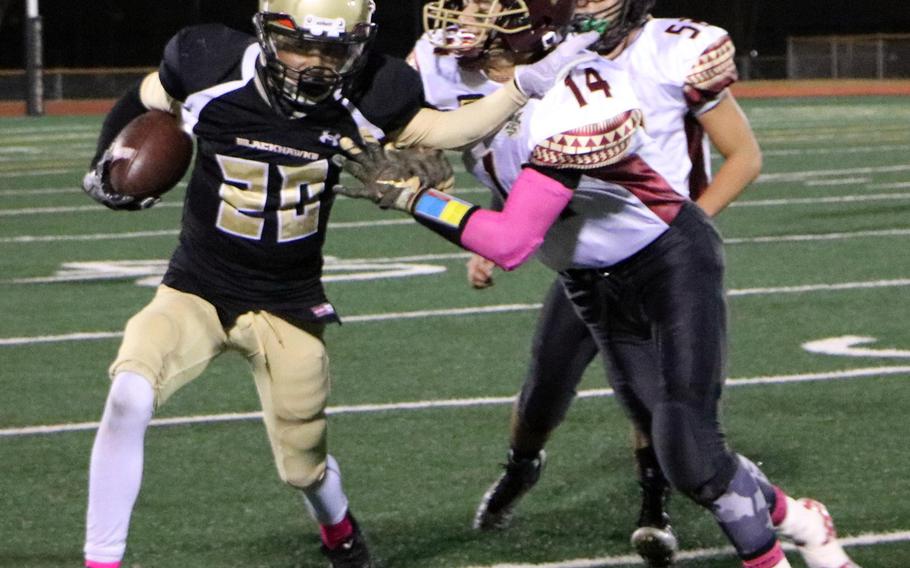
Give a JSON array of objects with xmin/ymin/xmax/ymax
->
[
  {"xmin": 512, "ymin": 31, "xmax": 600, "ymax": 98},
  {"xmin": 82, "ymin": 148, "xmax": 159, "ymax": 211}
]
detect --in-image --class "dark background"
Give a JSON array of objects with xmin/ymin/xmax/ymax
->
[{"xmin": 0, "ymin": 0, "xmax": 907, "ymax": 68}]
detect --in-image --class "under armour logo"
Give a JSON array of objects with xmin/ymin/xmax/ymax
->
[{"xmin": 320, "ymin": 131, "xmax": 342, "ymax": 147}]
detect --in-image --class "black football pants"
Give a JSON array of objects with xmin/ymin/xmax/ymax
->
[
  {"xmin": 515, "ymin": 277, "xmax": 599, "ymax": 437},
  {"xmin": 560, "ymin": 202, "xmax": 739, "ymax": 504}
]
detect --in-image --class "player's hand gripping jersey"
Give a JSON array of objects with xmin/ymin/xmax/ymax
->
[
  {"xmin": 614, "ymin": 17, "xmax": 737, "ymax": 198},
  {"xmin": 156, "ymin": 25, "xmax": 425, "ymax": 326},
  {"xmin": 347, "ymin": 54, "xmax": 685, "ymax": 272}
]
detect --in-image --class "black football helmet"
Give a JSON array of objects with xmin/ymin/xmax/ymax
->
[
  {"xmin": 423, "ymin": 0, "xmax": 576, "ymax": 60},
  {"xmin": 572, "ymin": 0, "xmax": 655, "ymax": 53},
  {"xmin": 254, "ymin": 0, "xmax": 376, "ymax": 112}
]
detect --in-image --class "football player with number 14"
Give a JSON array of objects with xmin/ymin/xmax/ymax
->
[
  {"xmin": 412, "ymin": 0, "xmax": 767, "ymax": 565},
  {"xmin": 78, "ymin": 1, "xmax": 597, "ymax": 567},
  {"xmin": 339, "ymin": 1, "xmax": 861, "ymax": 567}
]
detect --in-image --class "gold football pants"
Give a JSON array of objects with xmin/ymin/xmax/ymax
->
[{"xmin": 110, "ymin": 285, "xmax": 329, "ymax": 489}]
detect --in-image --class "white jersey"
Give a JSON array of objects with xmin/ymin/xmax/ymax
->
[
  {"xmin": 409, "ymin": 37, "xmax": 501, "ymax": 110},
  {"xmin": 481, "ymin": 60, "xmax": 687, "ymax": 270},
  {"xmin": 613, "ymin": 17, "xmax": 737, "ymax": 198},
  {"xmin": 414, "ymin": 40, "xmax": 685, "ymax": 270},
  {"xmin": 413, "ymin": 17, "xmax": 736, "ymax": 199}
]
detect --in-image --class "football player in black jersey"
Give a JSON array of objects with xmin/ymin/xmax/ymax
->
[{"xmin": 79, "ymin": 1, "xmax": 597, "ymax": 567}]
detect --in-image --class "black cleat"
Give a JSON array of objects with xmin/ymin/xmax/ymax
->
[
  {"xmin": 631, "ymin": 476, "xmax": 678, "ymax": 567},
  {"xmin": 320, "ymin": 514, "xmax": 375, "ymax": 568},
  {"xmin": 473, "ymin": 450, "xmax": 546, "ymax": 530}
]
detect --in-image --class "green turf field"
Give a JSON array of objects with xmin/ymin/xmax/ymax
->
[{"xmin": 1, "ymin": 96, "xmax": 909, "ymax": 567}]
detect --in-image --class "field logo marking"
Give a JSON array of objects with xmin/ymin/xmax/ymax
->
[
  {"xmin": 9, "ymin": 257, "xmax": 447, "ymax": 287},
  {"xmin": 803, "ymin": 335, "xmax": 910, "ymax": 358}
]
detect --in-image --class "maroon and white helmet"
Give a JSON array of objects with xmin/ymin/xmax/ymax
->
[{"xmin": 423, "ymin": 0, "xmax": 576, "ymax": 60}]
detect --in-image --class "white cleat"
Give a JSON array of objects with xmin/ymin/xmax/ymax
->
[{"xmin": 776, "ymin": 497, "xmax": 861, "ymax": 568}]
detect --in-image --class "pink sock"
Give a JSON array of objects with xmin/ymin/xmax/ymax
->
[
  {"xmin": 320, "ymin": 514, "xmax": 354, "ymax": 550},
  {"xmin": 770, "ymin": 485, "xmax": 789, "ymax": 526},
  {"xmin": 742, "ymin": 541, "xmax": 785, "ymax": 568},
  {"xmin": 85, "ymin": 561, "xmax": 121, "ymax": 568}
]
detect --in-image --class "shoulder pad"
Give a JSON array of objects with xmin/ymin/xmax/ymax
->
[
  {"xmin": 684, "ymin": 34, "xmax": 737, "ymax": 104},
  {"xmin": 412, "ymin": 35, "xmax": 499, "ymax": 111},
  {"xmin": 159, "ymin": 24, "xmax": 255, "ymax": 102},
  {"xmin": 345, "ymin": 52, "xmax": 425, "ymax": 135}
]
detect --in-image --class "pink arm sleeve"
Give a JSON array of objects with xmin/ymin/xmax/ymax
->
[{"xmin": 460, "ymin": 167, "xmax": 573, "ymax": 271}]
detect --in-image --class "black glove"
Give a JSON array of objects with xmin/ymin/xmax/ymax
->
[
  {"xmin": 333, "ymin": 135, "xmax": 454, "ymax": 213},
  {"xmin": 81, "ymin": 148, "xmax": 159, "ymax": 211}
]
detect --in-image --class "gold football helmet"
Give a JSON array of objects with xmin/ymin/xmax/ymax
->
[{"xmin": 254, "ymin": 0, "xmax": 376, "ymax": 111}]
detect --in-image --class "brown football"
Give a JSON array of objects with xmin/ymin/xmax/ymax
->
[{"xmin": 107, "ymin": 110, "xmax": 193, "ymax": 199}]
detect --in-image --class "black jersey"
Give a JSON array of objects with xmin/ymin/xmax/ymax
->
[{"xmin": 155, "ymin": 24, "xmax": 424, "ymax": 327}]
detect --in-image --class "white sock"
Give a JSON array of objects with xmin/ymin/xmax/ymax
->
[
  {"xmin": 301, "ymin": 455, "xmax": 350, "ymax": 526},
  {"xmin": 84, "ymin": 372, "xmax": 155, "ymax": 563}
]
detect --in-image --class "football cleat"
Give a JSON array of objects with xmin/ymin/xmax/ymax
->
[
  {"xmin": 473, "ymin": 450, "xmax": 546, "ymax": 530},
  {"xmin": 631, "ymin": 466, "xmax": 678, "ymax": 567},
  {"xmin": 631, "ymin": 525, "xmax": 678, "ymax": 567},
  {"xmin": 320, "ymin": 514, "xmax": 374, "ymax": 568},
  {"xmin": 776, "ymin": 497, "xmax": 861, "ymax": 568}
]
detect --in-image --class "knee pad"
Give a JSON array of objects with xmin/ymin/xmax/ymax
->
[
  {"xmin": 651, "ymin": 401, "xmax": 737, "ymax": 505},
  {"xmin": 106, "ymin": 371, "xmax": 155, "ymax": 422}
]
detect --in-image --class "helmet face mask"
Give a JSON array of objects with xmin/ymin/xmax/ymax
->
[
  {"xmin": 423, "ymin": 0, "xmax": 575, "ymax": 61},
  {"xmin": 573, "ymin": 0, "xmax": 626, "ymax": 34},
  {"xmin": 255, "ymin": 0, "xmax": 376, "ymax": 111},
  {"xmin": 572, "ymin": 0, "xmax": 654, "ymax": 52}
]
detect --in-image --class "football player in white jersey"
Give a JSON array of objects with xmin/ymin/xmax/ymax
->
[
  {"xmin": 409, "ymin": 0, "xmax": 764, "ymax": 564},
  {"xmin": 339, "ymin": 2, "xmax": 860, "ymax": 567},
  {"xmin": 409, "ymin": 2, "xmax": 679, "ymax": 565}
]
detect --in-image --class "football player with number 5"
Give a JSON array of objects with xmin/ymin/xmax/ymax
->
[
  {"xmin": 79, "ymin": 1, "xmax": 597, "ymax": 567},
  {"xmin": 339, "ymin": 1, "xmax": 860, "ymax": 567}
]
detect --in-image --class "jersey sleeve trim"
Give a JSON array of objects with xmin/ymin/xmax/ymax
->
[{"xmin": 684, "ymin": 35, "xmax": 737, "ymax": 108}]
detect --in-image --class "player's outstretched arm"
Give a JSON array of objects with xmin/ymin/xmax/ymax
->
[
  {"xmin": 392, "ymin": 32, "xmax": 599, "ymax": 150},
  {"xmin": 335, "ymin": 137, "xmax": 574, "ymax": 271}
]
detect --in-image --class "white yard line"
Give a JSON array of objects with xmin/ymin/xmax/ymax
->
[
  {"xmin": 1, "ymin": 365, "xmax": 908, "ymax": 438},
  {"xmin": 0, "ymin": 218, "xmax": 415, "ymax": 243},
  {"xmin": 3, "ymin": 218, "xmax": 910, "ymax": 247},
  {"xmin": 465, "ymin": 530, "xmax": 910, "ymax": 567},
  {"xmin": 3, "ymin": 190, "xmax": 910, "ymax": 216},
  {"xmin": 4, "ymin": 277, "xmax": 910, "ymax": 348},
  {"xmin": 727, "ymin": 192, "xmax": 910, "ymax": 207},
  {"xmin": 724, "ymin": 228, "xmax": 910, "ymax": 244}
]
